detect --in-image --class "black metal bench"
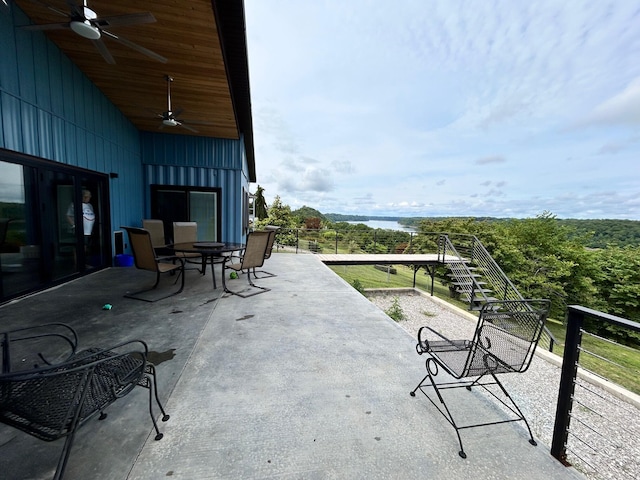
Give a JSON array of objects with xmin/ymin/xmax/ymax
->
[{"xmin": 0, "ymin": 323, "xmax": 169, "ymax": 479}]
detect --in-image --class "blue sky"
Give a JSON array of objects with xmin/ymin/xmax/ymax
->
[{"xmin": 245, "ymin": 0, "xmax": 640, "ymax": 219}]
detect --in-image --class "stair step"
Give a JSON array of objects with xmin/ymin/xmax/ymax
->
[
  {"xmin": 451, "ymin": 281, "xmax": 487, "ymax": 286},
  {"xmin": 457, "ymin": 288, "xmax": 492, "ymax": 294},
  {"xmin": 447, "ymin": 272, "xmax": 482, "ymax": 278},
  {"xmin": 463, "ymin": 294, "xmax": 499, "ymax": 302}
]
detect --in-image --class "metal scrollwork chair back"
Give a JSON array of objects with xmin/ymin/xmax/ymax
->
[
  {"xmin": 0, "ymin": 323, "xmax": 169, "ymax": 480},
  {"xmin": 410, "ymin": 299, "xmax": 550, "ymax": 458}
]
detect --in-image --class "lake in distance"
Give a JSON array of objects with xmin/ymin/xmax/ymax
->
[{"xmin": 346, "ymin": 220, "xmax": 416, "ymax": 232}]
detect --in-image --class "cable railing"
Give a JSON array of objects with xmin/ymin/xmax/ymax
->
[
  {"xmin": 436, "ymin": 234, "xmax": 493, "ymax": 306},
  {"xmin": 270, "ymin": 228, "xmax": 553, "ymax": 350},
  {"xmin": 437, "ymin": 233, "xmax": 557, "ymax": 351},
  {"xmin": 551, "ymin": 306, "xmax": 640, "ymax": 480},
  {"xmin": 272, "ymin": 228, "xmax": 417, "ymax": 255}
]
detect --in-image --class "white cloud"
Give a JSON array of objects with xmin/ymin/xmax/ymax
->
[
  {"xmin": 578, "ymin": 78, "xmax": 640, "ymax": 127},
  {"xmin": 476, "ymin": 156, "xmax": 506, "ymax": 165},
  {"xmin": 246, "ymin": 0, "xmax": 640, "ymax": 219}
]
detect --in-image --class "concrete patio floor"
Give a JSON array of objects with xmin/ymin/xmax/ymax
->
[{"xmin": 0, "ymin": 254, "xmax": 582, "ymax": 479}]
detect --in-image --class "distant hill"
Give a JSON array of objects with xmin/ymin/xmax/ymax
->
[
  {"xmin": 324, "ymin": 213, "xmax": 401, "ymax": 222},
  {"xmin": 559, "ymin": 219, "xmax": 640, "ymax": 248},
  {"xmin": 292, "ymin": 206, "xmax": 327, "ymax": 221},
  {"xmin": 325, "ymin": 213, "xmax": 369, "ymax": 222},
  {"xmin": 322, "ymin": 213, "xmax": 640, "ymax": 247}
]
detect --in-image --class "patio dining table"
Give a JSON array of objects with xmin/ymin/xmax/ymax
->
[{"xmin": 169, "ymin": 242, "xmax": 244, "ymax": 290}]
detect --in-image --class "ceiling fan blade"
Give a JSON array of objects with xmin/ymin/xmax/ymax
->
[
  {"xmin": 65, "ymin": 0, "xmax": 83, "ymax": 17},
  {"xmin": 93, "ymin": 12, "xmax": 156, "ymax": 28},
  {"xmin": 172, "ymin": 107, "xmax": 184, "ymax": 118},
  {"xmin": 91, "ymin": 38, "xmax": 115, "ymax": 64},
  {"xmin": 180, "ymin": 119, "xmax": 214, "ymax": 126},
  {"xmin": 178, "ymin": 122, "xmax": 198, "ymax": 133},
  {"xmin": 28, "ymin": 0, "xmax": 70, "ymax": 18},
  {"xmin": 101, "ymin": 30, "xmax": 167, "ymax": 63},
  {"xmin": 21, "ymin": 22, "xmax": 70, "ymax": 31}
]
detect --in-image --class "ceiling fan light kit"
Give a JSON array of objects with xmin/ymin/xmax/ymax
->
[{"xmin": 69, "ymin": 20, "xmax": 100, "ymax": 39}]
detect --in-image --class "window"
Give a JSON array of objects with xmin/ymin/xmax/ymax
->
[{"xmin": 150, "ymin": 185, "xmax": 222, "ymax": 243}]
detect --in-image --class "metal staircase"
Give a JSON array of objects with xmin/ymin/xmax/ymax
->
[{"xmin": 438, "ymin": 234, "xmax": 557, "ymax": 351}]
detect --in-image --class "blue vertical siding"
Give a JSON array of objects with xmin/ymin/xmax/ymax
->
[
  {"xmin": 1, "ymin": 94, "xmax": 23, "ymax": 151},
  {"xmin": 141, "ymin": 132, "xmax": 248, "ymax": 243},
  {"xmin": 0, "ymin": 4, "xmax": 143, "ymax": 253},
  {"xmin": 1, "ymin": 3, "xmax": 252, "ymax": 250}
]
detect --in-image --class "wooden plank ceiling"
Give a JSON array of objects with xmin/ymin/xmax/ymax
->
[{"xmin": 15, "ymin": 0, "xmax": 238, "ymax": 139}]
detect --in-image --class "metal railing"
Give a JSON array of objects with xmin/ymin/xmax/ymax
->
[
  {"xmin": 270, "ymin": 228, "xmax": 554, "ymax": 351},
  {"xmin": 436, "ymin": 234, "xmax": 493, "ymax": 305},
  {"xmin": 271, "ymin": 228, "xmax": 417, "ymax": 255},
  {"xmin": 551, "ymin": 306, "xmax": 640, "ymax": 479},
  {"xmin": 437, "ymin": 234, "xmax": 556, "ymax": 351}
]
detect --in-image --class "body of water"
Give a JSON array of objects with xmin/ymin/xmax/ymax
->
[{"xmin": 346, "ymin": 220, "xmax": 416, "ymax": 232}]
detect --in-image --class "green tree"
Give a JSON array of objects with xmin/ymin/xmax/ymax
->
[
  {"xmin": 292, "ymin": 205, "xmax": 326, "ymax": 225},
  {"xmin": 415, "ymin": 212, "xmax": 600, "ymax": 319},
  {"xmin": 592, "ymin": 245, "xmax": 640, "ymax": 322},
  {"xmin": 256, "ymin": 195, "xmax": 298, "ymax": 246},
  {"xmin": 483, "ymin": 212, "xmax": 600, "ymax": 319},
  {"xmin": 253, "ymin": 185, "xmax": 268, "ymax": 220}
]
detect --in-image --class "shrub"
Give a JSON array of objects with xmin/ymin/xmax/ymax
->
[
  {"xmin": 385, "ymin": 296, "xmax": 405, "ymax": 322},
  {"xmin": 351, "ymin": 279, "xmax": 366, "ymax": 296}
]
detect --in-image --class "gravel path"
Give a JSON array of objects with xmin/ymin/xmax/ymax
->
[{"xmin": 367, "ymin": 290, "xmax": 640, "ymax": 480}]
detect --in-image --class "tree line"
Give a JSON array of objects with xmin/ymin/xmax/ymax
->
[
  {"xmin": 253, "ymin": 194, "xmax": 640, "ymax": 343},
  {"xmin": 410, "ymin": 213, "xmax": 640, "ymax": 344}
]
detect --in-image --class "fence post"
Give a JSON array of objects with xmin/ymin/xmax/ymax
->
[
  {"xmin": 335, "ymin": 230, "xmax": 338, "ymax": 253},
  {"xmin": 471, "ymin": 236, "xmax": 476, "ymax": 264},
  {"xmin": 295, "ymin": 229, "xmax": 299, "ymax": 254},
  {"xmin": 550, "ymin": 307, "xmax": 584, "ymax": 465}
]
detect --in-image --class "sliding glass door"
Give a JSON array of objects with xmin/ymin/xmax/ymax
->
[
  {"xmin": 0, "ymin": 151, "xmax": 110, "ymax": 303},
  {"xmin": 150, "ymin": 185, "xmax": 221, "ymax": 243}
]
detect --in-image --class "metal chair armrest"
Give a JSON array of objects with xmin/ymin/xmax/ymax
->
[
  {"xmin": 416, "ymin": 325, "xmax": 463, "ymax": 354},
  {"xmin": 1, "ymin": 323, "xmax": 78, "ymax": 374}
]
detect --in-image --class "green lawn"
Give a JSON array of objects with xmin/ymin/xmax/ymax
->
[
  {"xmin": 544, "ymin": 319, "xmax": 640, "ymax": 395},
  {"xmin": 328, "ymin": 264, "xmax": 472, "ymax": 310},
  {"xmin": 330, "ymin": 264, "xmax": 640, "ymax": 395}
]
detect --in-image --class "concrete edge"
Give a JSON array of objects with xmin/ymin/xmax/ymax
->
[{"xmin": 365, "ymin": 287, "xmax": 640, "ymax": 410}]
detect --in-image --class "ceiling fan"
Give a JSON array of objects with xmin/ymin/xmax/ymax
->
[
  {"xmin": 20, "ymin": 0, "xmax": 167, "ymax": 64},
  {"xmin": 153, "ymin": 75, "xmax": 212, "ymax": 133}
]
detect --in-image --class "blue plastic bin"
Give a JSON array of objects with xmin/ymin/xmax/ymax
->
[{"xmin": 114, "ymin": 254, "xmax": 134, "ymax": 267}]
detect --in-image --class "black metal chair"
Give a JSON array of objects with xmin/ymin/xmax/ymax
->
[
  {"xmin": 123, "ymin": 226, "xmax": 185, "ymax": 301},
  {"xmin": 409, "ymin": 299, "xmax": 550, "ymax": 458},
  {"xmin": 0, "ymin": 323, "xmax": 169, "ymax": 480}
]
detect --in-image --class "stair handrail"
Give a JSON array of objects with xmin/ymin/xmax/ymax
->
[
  {"xmin": 454, "ymin": 234, "xmax": 557, "ymax": 351},
  {"xmin": 438, "ymin": 234, "xmax": 493, "ymax": 305},
  {"xmin": 469, "ymin": 235, "xmax": 524, "ymax": 302}
]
